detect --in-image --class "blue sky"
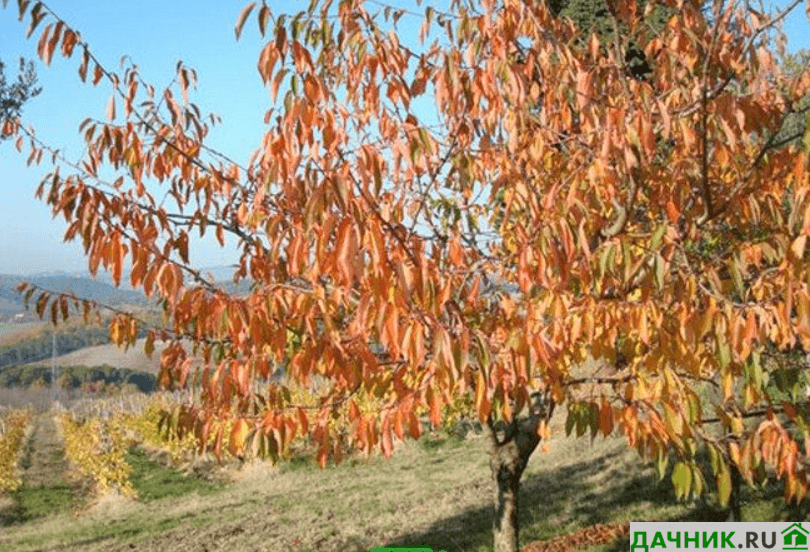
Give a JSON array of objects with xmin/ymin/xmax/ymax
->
[
  {"xmin": 0, "ymin": 0, "xmax": 808, "ymax": 277},
  {"xmin": 0, "ymin": 0, "xmax": 302, "ymax": 275}
]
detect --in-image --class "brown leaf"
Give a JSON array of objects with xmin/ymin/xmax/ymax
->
[{"xmin": 235, "ymin": 2, "xmax": 256, "ymax": 40}]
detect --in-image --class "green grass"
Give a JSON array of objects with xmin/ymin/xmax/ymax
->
[
  {"xmin": 416, "ymin": 431, "xmax": 467, "ymax": 453},
  {"xmin": 0, "ymin": 423, "xmax": 75, "ymax": 526},
  {"xmin": 0, "ymin": 448, "xmax": 231, "ymax": 552},
  {"xmin": 0, "ymin": 483, "xmax": 74, "ymax": 526},
  {"xmin": 126, "ymin": 448, "xmax": 227, "ymax": 502}
]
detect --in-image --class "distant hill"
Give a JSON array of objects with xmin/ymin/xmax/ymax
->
[
  {"xmin": 0, "ymin": 265, "xmax": 256, "ymax": 325},
  {"xmin": 26, "ymin": 337, "xmax": 168, "ymax": 374},
  {"xmin": 0, "ymin": 273, "xmax": 148, "ymax": 318},
  {"xmin": 0, "ymin": 364, "xmax": 158, "ymax": 393}
]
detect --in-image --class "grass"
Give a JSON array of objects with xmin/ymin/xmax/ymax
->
[
  {"xmin": 0, "ymin": 419, "xmax": 74, "ymax": 526},
  {"xmin": 126, "ymin": 448, "xmax": 227, "ymax": 502},
  {"xmin": 0, "ymin": 483, "xmax": 75, "ymax": 526},
  {"xmin": 0, "ymin": 414, "xmax": 807, "ymax": 552},
  {"xmin": 0, "ymin": 446, "xmax": 232, "ymax": 552}
]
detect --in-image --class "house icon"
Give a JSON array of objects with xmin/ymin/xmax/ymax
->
[{"xmin": 783, "ymin": 522, "xmax": 809, "ymax": 550}]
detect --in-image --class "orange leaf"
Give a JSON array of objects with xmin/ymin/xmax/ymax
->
[
  {"xmin": 665, "ymin": 200, "xmax": 679, "ymax": 223},
  {"xmin": 258, "ymin": 5, "xmax": 270, "ymax": 37},
  {"xmin": 348, "ymin": 399, "xmax": 360, "ymax": 421},
  {"xmin": 106, "ymin": 95, "xmax": 116, "ymax": 121},
  {"xmin": 229, "ymin": 419, "xmax": 251, "ymax": 457},
  {"xmin": 297, "ymin": 407, "xmax": 308, "ymax": 435},
  {"xmin": 381, "ymin": 416, "xmax": 394, "ymax": 458},
  {"xmin": 408, "ymin": 410, "xmax": 421, "ymax": 440},
  {"xmin": 92, "ymin": 64, "xmax": 103, "ymax": 86},
  {"xmin": 599, "ymin": 400, "xmax": 614, "ymax": 436},
  {"xmin": 394, "ymin": 409, "xmax": 404, "ymax": 440}
]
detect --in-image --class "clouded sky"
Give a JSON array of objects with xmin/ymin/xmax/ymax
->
[{"xmin": 0, "ymin": 0, "xmax": 808, "ymax": 277}]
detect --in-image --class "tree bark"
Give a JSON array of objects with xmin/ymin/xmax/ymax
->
[
  {"xmin": 726, "ymin": 463, "xmax": 742, "ymax": 522},
  {"xmin": 484, "ymin": 394, "xmax": 554, "ymax": 552},
  {"xmin": 490, "ymin": 437, "xmax": 530, "ymax": 552},
  {"xmin": 724, "ymin": 430, "xmax": 742, "ymax": 522}
]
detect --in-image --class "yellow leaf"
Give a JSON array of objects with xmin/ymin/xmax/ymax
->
[{"xmin": 228, "ymin": 418, "xmax": 250, "ymax": 457}]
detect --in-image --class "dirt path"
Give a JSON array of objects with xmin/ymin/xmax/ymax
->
[
  {"xmin": 19, "ymin": 413, "xmax": 71, "ymax": 488},
  {"xmin": 0, "ymin": 411, "xmax": 76, "ymax": 527}
]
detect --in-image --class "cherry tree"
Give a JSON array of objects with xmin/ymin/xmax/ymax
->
[{"xmin": 4, "ymin": 0, "xmax": 810, "ymax": 549}]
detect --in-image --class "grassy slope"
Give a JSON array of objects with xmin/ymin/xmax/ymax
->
[
  {"xmin": 0, "ymin": 410, "xmax": 804, "ymax": 552},
  {"xmin": 24, "ymin": 338, "xmax": 168, "ymax": 374},
  {"xmin": 0, "ymin": 322, "xmax": 45, "ymax": 345},
  {"xmin": 0, "ymin": 411, "xmax": 803, "ymax": 552}
]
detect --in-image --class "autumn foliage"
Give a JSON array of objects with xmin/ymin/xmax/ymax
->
[{"xmin": 4, "ymin": 0, "xmax": 810, "ymax": 512}]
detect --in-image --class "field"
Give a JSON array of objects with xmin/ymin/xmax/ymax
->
[
  {"xmin": 0, "ymin": 405, "xmax": 802, "ymax": 552},
  {"xmin": 0, "ymin": 323, "xmax": 44, "ymax": 345},
  {"xmin": 25, "ymin": 338, "xmax": 169, "ymax": 374},
  {"xmin": 0, "ymin": 332, "xmax": 802, "ymax": 551}
]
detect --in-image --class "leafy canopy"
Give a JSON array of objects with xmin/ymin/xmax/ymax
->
[{"xmin": 4, "ymin": 0, "xmax": 810, "ymax": 503}]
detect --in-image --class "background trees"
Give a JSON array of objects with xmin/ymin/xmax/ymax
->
[
  {"xmin": 4, "ymin": 0, "xmax": 810, "ymax": 550},
  {"xmin": 0, "ymin": 57, "xmax": 40, "ymax": 130}
]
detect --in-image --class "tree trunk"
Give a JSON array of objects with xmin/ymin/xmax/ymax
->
[
  {"xmin": 484, "ymin": 394, "xmax": 554, "ymax": 552},
  {"xmin": 726, "ymin": 463, "xmax": 742, "ymax": 521},
  {"xmin": 490, "ymin": 438, "xmax": 530, "ymax": 552},
  {"xmin": 724, "ymin": 430, "xmax": 742, "ymax": 522}
]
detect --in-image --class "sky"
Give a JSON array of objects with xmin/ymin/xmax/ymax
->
[{"xmin": 0, "ymin": 0, "xmax": 809, "ymax": 278}]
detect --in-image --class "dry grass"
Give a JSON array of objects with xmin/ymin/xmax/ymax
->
[
  {"xmin": 0, "ymin": 387, "xmax": 59, "ymax": 412},
  {"xmin": 0, "ymin": 408, "xmax": 801, "ymax": 552},
  {"xmin": 0, "ymin": 412, "xmax": 666, "ymax": 552}
]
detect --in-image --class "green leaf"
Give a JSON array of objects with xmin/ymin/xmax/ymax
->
[
  {"xmin": 718, "ymin": 340, "xmax": 731, "ymax": 368},
  {"xmin": 656, "ymin": 449, "xmax": 668, "ymax": 481},
  {"xmin": 672, "ymin": 461, "xmax": 692, "ymax": 501},
  {"xmin": 565, "ymin": 405, "xmax": 575, "ymax": 437},
  {"xmin": 589, "ymin": 402, "xmax": 599, "ymax": 439},
  {"xmin": 685, "ymin": 392, "xmax": 701, "ymax": 424},
  {"xmin": 622, "ymin": 238, "xmax": 631, "ymax": 280},
  {"xmin": 418, "ymin": 127, "xmax": 432, "ymax": 154},
  {"xmin": 650, "ymin": 224, "xmax": 666, "ymax": 251},
  {"xmin": 707, "ymin": 443, "xmax": 720, "ymax": 474},
  {"xmin": 691, "ymin": 465, "xmax": 704, "ymax": 497},
  {"xmin": 729, "ymin": 262, "xmax": 744, "ymax": 296},
  {"xmin": 717, "ymin": 466, "xmax": 732, "ymax": 507}
]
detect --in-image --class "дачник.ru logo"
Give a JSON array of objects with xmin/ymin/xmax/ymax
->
[{"xmin": 630, "ymin": 521, "xmax": 810, "ymax": 551}]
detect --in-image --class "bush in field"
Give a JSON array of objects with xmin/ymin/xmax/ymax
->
[
  {"xmin": 59, "ymin": 413, "xmax": 136, "ymax": 499},
  {"xmin": 0, "ymin": 409, "xmax": 32, "ymax": 492},
  {"xmin": 117, "ymin": 400, "xmax": 198, "ymax": 464}
]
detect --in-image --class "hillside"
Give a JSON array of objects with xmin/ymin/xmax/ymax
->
[
  {"xmin": 0, "ymin": 324, "xmax": 115, "ymax": 369},
  {"xmin": 24, "ymin": 338, "xmax": 169, "ymax": 374},
  {"xmin": 0, "ymin": 273, "xmax": 148, "ymax": 320},
  {"xmin": 0, "ymin": 269, "xmax": 248, "ymax": 320}
]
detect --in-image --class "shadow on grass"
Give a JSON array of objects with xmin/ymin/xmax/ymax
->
[
  {"xmin": 597, "ymin": 479, "xmax": 810, "ymax": 552},
  {"xmin": 0, "ymin": 482, "xmax": 74, "ymax": 526},
  {"xmin": 382, "ymin": 447, "xmax": 658, "ymax": 552},
  {"xmin": 380, "ymin": 443, "xmax": 810, "ymax": 552},
  {"xmin": 126, "ymin": 449, "xmax": 226, "ymax": 502}
]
